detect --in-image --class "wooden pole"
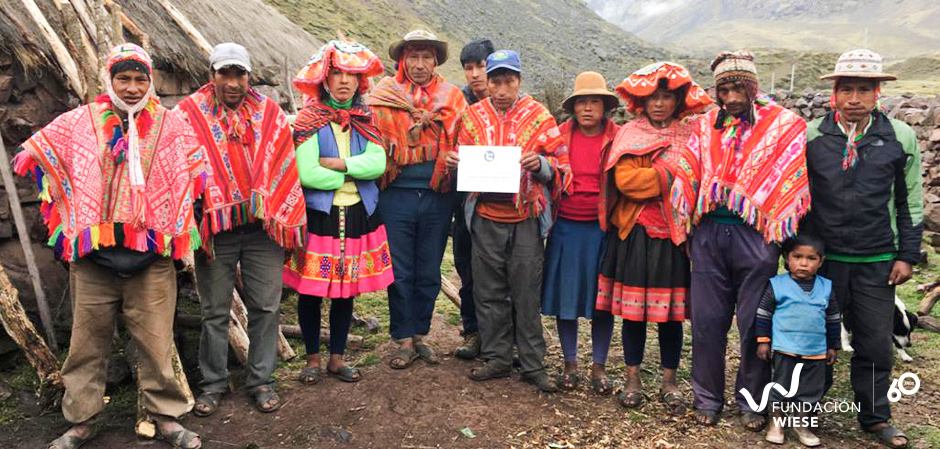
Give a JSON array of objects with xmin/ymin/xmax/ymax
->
[
  {"xmin": 154, "ymin": 0, "xmax": 213, "ymax": 55},
  {"xmin": 21, "ymin": 0, "xmax": 87, "ymax": 98},
  {"xmin": 0, "ymin": 129, "xmax": 58, "ymax": 350},
  {"xmin": 0, "ymin": 264, "xmax": 61, "ymax": 390},
  {"xmin": 440, "ymin": 275, "xmax": 461, "ymax": 308},
  {"xmin": 919, "ymin": 285, "xmax": 940, "ymax": 316},
  {"xmin": 67, "ymin": 0, "xmax": 99, "ymax": 48}
]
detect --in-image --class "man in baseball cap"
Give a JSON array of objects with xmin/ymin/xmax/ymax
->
[
  {"xmin": 176, "ymin": 42, "xmax": 306, "ymax": 417},
  {"xmin": 444, "ymin": 49, "xmax": 570, "ymax": 393}
]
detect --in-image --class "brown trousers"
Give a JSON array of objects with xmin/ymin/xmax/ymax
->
[{"xmin": 60, "ymin": 258, "xmax": 193, "ymax": 424}]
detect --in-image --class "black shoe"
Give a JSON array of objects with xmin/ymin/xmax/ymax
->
[
  {"xmin": 455, "ymin": 333, "xmax": 481, "ymax": 360},
  {"xmin": 522, "ymin": 372, "xmax": 558, "ymax": 392}
]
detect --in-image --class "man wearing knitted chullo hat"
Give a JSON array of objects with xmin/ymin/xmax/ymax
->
[{"xmin": 670, "ymin": 50, "xmax": 809, "ymax": 430}]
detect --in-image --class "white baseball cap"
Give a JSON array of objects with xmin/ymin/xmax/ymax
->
[{"xmin": 210, "ymin": 42, "xmax": 252, "ymax": 73}]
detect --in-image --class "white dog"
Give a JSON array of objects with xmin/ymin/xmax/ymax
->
[{"xmin": 840, "ymin": 295, "xmax": 917, "ymax": 362}]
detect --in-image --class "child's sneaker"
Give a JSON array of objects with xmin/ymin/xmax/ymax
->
[
  {"xmin": 793, "ymin": 426, "xmax": 821, "ymax": 447},
  {"xmin": 766, "ymin": 417, "xmax": 785, "ymax": 444}
]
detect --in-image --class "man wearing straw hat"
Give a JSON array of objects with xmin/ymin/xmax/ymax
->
[
  {"xmin": 802, "ymin": 49, "xmax": 922, "ymax": 449},
  {"xmin": 367, "ymin": 30, "xmax": 468, "ymax": 369}
]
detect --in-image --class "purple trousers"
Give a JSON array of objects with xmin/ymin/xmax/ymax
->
[{"xmin": 690, "ymin": 219, "xmax": 779, "ymax": 414}]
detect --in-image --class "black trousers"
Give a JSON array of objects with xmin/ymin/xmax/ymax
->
[
  {"xmin": 819, "ymin": 260, "xmax": 895, "ymax": 427},
  {"xmin": 770, "ymin": 352, "xmax": 826, "ymax": 406}
]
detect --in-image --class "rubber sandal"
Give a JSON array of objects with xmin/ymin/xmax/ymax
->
[
  {"xmin": 659, "ymin": 390, "xmax": 689, "ymax": 415},
  {"xmin": 249, "ymin": 386, "xmax": 281, "ymax": 413},
  {"xmin": 47, "ymin": 426, "xmax": 98, "ymax": 449},
  {"xmin": 865, "ymin": 424, "xmax": 909, "ymax": 449},
  {"xmin": 591, "ymin": 376, "xmax": 613, "ymax": 396},
  {"xmin": 617, "ymin": 390, "xmax": 647, "ymax": 409},
  {"xmin": 327, "ymin": 366, "xmax": 362, "ymax": 383},
  {"xmin": 152, "ymin": 423, "xmax": 201, "ymax": 449},
  {"xmin": 556, "ymin": 372, "xmax": 580, "ymax": 391},
  {"xmin": 192, "ymin": 392, "xmax": 222, "ymax": 418},
  {"xmin": 298, "ymin": 367, "xmax": 322, "ymax": 385},
  {"xmin": 742, "ymin": 412, "xmax": 767, "ymax": 432},
  {"xmin": 414, "ymin": 341, "xmax": 440, "ymax": 365},
  {"xmin": 468, "ymin": 363, "xmax": 511, "ymax": 381},
  {"xmin": 694, "ymin": 409, "xmax": 719, "ymax": 426},
  {"xmin": 389, "ymin": 347, "xmax": 418, "ymax": 370}
]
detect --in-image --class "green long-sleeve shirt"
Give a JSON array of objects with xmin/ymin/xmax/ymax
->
[{"xmin": 295, "ymin": 122, "xmax": 386, "ymax": 206}]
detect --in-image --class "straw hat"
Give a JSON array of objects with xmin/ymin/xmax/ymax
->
[
  {"xmin": 821, "ymin": 49, "xmax": 897, "ymax": 81},
  {"xmin": 389, "ymin": 29, "xmax": 448, "ymax": 64},
  {"xmin": 562, "ymin": 71, "xmax": 619, "ymax": 112}
]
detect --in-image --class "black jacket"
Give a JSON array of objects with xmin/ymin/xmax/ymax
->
[{"xmin": 801, "ymin": 111, "xmax": 923, "ymax": 263}]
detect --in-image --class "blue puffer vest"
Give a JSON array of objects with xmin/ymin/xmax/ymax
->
[{"xmin": 303, "ymin": 125, "xmax": 380, "ymax": 216}]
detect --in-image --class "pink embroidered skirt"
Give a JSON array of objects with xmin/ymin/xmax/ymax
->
[{"xmin": 284, "ymin": 202, "xmax": 394, "ymax": 298}]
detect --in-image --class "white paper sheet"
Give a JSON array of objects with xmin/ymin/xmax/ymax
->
[{"xmin": 456, "ymin": 145, "xmax": 522, "ymax": 193}]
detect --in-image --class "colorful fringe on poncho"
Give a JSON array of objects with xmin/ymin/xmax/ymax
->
[
  {"xmin": 456, "ymin": 95, "xmax": 572, "ymax": 218},
  {"xmin": 13, "ymin": 97, "xmax": 207, "ymax": 262},
  {"xmin": 670, "ymin": 95, "xmax": 809, "ymax": 243},
  {"xmin": 175, "ymin": 84, "xmax": 306, "ymax": 254},
  {"xmin": 366, "ymin": 61, "xmax": 467, "ymax": 191}
]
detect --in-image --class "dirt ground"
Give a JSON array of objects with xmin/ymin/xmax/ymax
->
[{"xmin": 2, "ymin": 303, "xmax": 939, "ymax": 449}]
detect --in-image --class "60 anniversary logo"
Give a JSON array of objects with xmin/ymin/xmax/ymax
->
[{"xmin": 739, "ymin": 363, "xmax": 921, "ymax": 413}]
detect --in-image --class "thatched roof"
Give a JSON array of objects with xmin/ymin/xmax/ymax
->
[
  {"xmin": 0, "ymin": 0, "xmax": 322, "ymax": 95},
  {"xmin": 121, "ymin": 0, "xmax": 321, "ymax": 87}
]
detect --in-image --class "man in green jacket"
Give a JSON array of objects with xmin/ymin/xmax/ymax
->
[{"xmin": 802, "ymin": 49, "xmax": 922, "ymax": 449}]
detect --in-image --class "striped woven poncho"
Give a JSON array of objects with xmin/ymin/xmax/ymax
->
[
  {"xmin": 670, "ymin": 95, "xmax": 809, "ymax": 243},
  {"xmin": 175, "ymin": 84, "xmax": 306, "ymax": 254},
  {"xmin": 13, "ymin": 96, "xmax": 207, "ymax": 262}
]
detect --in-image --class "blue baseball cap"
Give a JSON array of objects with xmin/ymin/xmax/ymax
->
[{"xmin": 485, "ymin": 50, "xmax": 521, "ymax": 75}]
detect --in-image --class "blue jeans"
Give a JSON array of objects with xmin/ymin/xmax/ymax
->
[{"xmin": 378, "ymin": 188, "xmax": 456, "ymax": 340}]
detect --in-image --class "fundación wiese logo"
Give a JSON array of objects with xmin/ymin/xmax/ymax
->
[{"xmin": 738, "ymin": 363, "xmax": 921, "ymax": 428}]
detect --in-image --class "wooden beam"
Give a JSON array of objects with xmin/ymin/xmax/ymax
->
[
  {"xmin": 0, "ymin": 129, "xmax": 58, "ymax": 350},
  {"xmin": 919, "ymin": 285, "xmax": 940, "ymax": 316},
  {"xmin": 20, "ymin": 0, "xmax": 86, "ymax": 97},
  {"xmin": 67, "ymin": 0, "xmax": 99, "ymax": 47},
  {"xmin": 0, "ymin": 264, "xmax": 61, "ymax": 391},
  {"xmin": 153, "ymin": 0, "xmax": 212, "ymax": 55},
  {"xmin": 440, "ymin": 275, "xmax": 461, "ymax": 308}
]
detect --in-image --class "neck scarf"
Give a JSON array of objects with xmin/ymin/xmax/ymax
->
[
  {"xmin": 831, "ymin": 84, "xmax": 881, "ymax": 170},
  {"xmin": 105, "ymin": 43, "xmax": 158, "ymax": 226},
  {"xmin": 293, "ymin": 95, "xmax": 382, "ymax": 147}
]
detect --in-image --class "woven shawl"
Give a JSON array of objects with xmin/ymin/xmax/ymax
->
[
  {"xmin": 601, "ymin": 116, "xmax": 694, "ymax": 245},
  {"xmin": 366, "ymin": 71, "xmax": 467, "ymax": 191}
]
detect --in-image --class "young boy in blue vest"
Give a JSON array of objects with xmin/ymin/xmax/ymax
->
[{"xmin": 756, "ymin": 235, "xmax": 841, "ymax": 447}]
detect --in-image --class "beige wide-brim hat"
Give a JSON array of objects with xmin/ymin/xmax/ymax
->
[
  {"xmin": 389, "ymin": 29, "xmax": 448, "ymax": 64},
  {"xmin": 562, "ymin": 71, "xmax": 620, "ymax": 112},
  {"xmin": 821, "ymin": 49, "xmax": 897, "ymax": 81}
]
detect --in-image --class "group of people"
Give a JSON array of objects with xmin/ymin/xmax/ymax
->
[{"xmin": 16, "ymin": 26, "xmax": 920, "ymax": 449}]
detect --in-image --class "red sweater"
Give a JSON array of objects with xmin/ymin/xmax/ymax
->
[{"xmin": 558, "ymin": 129, "xmax": 604, "ymax": 221}]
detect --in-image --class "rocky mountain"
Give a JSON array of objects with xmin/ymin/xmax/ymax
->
[
  {"xmin": 264, "ymin": 0, "xmax": 667, "ymax": 99},
  {"xmin": 587, "ymin": 0, "xmax": 940, "ymax": 57}
]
